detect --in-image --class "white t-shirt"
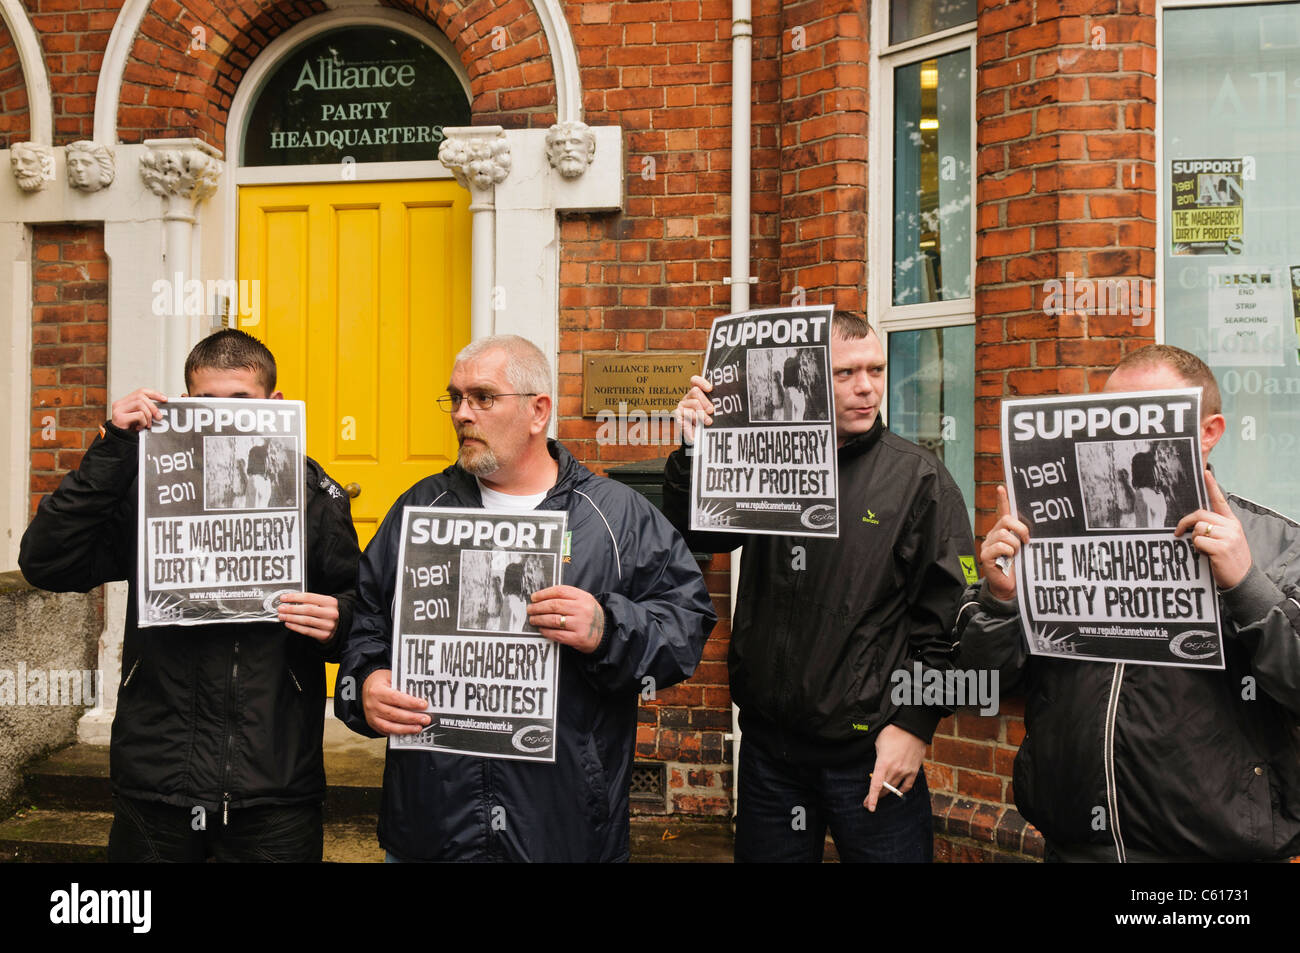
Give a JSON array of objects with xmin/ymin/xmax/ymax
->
[{"xmin": 476, "ymin": 478, "xmax": 547, "ymax": 513}]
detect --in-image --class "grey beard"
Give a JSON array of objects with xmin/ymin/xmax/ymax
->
[{"xmin": 458, "ymin": 444, "xmax": 500, "ymax": 476}]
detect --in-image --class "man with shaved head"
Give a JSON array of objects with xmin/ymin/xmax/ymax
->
[{"xmin": 958, "ymin": 344, "xmax": 1300, "ymax": 862}]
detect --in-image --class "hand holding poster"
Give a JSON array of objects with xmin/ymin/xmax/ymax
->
[
  {"xmin": 690, "ymin": 305, "xmax": 838, "ymax": 536},
  {"xmin": 391, "ymin": 507, "xmax": 567, "ymax": 761},
  {"xmin": 137, "ymin": 398, "xmax": 306, "ymax": 627},
  {"xmin": 1001, "ymin": 389, "xmax": 1224, "ymax": 669}
]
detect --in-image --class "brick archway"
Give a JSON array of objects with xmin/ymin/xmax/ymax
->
[
  {"xmin": 0, "ymin": 15, "xmax": 28, "ymax": 147},
  {"xmin": 112, "ymin": 0, "xmax": 559, "ymax": 150}
]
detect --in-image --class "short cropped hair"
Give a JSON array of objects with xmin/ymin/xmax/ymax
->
[
  {"xmin": 454, "ymin": 335, "xmax": 552, "ymax": 398},
  {"xmin": 184, "ymin": 328, "xmax": 276, "ymax": 393},
  {"xmin": 831, "ymin": 310, "xmax": 875, "ymax": 340},
  {"xmin": 1113, "ymin": 344, "xmax": 1221, "ymax": 417}
]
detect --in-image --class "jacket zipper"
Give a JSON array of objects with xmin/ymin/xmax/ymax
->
[
  {"xmin": 288, "ymin": 665, "xmax": 303, "ymax": 693},
  {"xmin": 221, "ymin": 640, "xmax": 240, "ymax": 827},
  {"xmin": 1103, "ymin": 662, "xmax": 1127, "ymax": 863},
  {"xmin": 122, "ymin": 658, "xmax": 140, "ymax": 688}
]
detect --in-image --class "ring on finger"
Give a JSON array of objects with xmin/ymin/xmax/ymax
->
[{"xmin": 559, "ymin": 614, "xmax": 566, "ymax": 628}]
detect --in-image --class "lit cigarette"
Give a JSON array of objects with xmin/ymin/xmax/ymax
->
[{"xmin": 881, "ymin": 780, "xmax": 904, "ymax": 798}]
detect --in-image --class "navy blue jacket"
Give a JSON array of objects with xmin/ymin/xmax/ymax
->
[{"xmin": 336, "ymin": 441, "xmax": 716, "ymax": 861}]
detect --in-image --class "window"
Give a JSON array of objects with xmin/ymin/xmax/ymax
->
[
  {"xmin": 873, "ymin": 6, "xmax": 976, "ymax": 518},
  {"xmin": 243, "ymin": 26, "xmax": 469, "ymax": 167},
  {"xmin": 1161, "ymin": 1, "xmax": 1300, "ymax": 518}
]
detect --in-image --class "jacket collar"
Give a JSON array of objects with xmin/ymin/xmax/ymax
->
[{"xmin": 837, "ymin": 415, "xmax": 884, "ymax": 464}]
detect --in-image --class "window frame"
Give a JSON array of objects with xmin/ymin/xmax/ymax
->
[
  {"xmin": 869, "ymin": 5, "xmax": 977, "ymax": 434},
  {"xmin": 1154, "ymin": 0, "xmax": 1299, "ymax": 346}
]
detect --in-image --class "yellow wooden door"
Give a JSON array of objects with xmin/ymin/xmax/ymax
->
[{"xmin": 239, "ymin": 180, "xmax": 471, "ymax": 691}]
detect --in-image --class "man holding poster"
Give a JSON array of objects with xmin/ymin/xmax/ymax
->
[
  {"xmin": 664, "ymin": 311, "xmax": 977, "ymax": 863},
  {"xmin": 958, "ymin": 345, "xmax": 1300, "ymax": 862},
  {"xmin": 335, "ymin": 335, "xmax": 714, "ymax": 863},
  {"xmin": 19, "ymin": 329, "xmax": 360, "ymax": 862}
]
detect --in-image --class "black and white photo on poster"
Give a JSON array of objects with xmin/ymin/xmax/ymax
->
[
  {"xmin": 745, "ymin": 346, "xmax": 829, "ymax": 423},
  {"xmin": 1002, "ymin": 389, "xmax": 1223, "ymax": 669},
  {"xmin": 204, "ymin": 436, "xmax": 299, "ymax": 510},
  {"xmin": 1076, "ymin": 438, "xmax": 1200, "ymax": 530},
  {"xmin": 457, "ymin": 550, "xmax": 556, "ymax": 634},
  {"xmin": 391, "ymin": 508, "xmax": 567, "ymax": 761},
  {"xmin": 691, "ymin": 306, "xmax": 838, "ymax": 536},
  {"xmin": 137, "ymin": 398, "xmax": 306, "ymax": 628}
]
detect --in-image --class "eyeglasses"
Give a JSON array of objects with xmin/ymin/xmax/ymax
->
[{"xmin": 437, "ymin": 391, "xmax": 538, "ymax": 412}]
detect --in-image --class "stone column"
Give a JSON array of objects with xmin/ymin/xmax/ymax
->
[{"xmin": 438, "ymin": 127, "xmax": 511, "ymax": 341}]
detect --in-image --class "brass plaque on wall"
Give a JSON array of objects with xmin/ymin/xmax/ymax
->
[{"xmin": 583, "ymin": 352, "xmax": 702, "ymax": 416}]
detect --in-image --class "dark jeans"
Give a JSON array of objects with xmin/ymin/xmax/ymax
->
[
  {"xmin": 107, "ymin": 794, "xmax": 323, "ymax": 863},
  {"xmin": 735, "ymin": 737, "xmax": 933, "ymax": 863}
]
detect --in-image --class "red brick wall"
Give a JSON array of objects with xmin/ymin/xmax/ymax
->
[
  {"xmin": 562, "ymin": 0, "xmax": 787, "ymax": 815},
  {"xmin": 0, "ymin": 17, "xmax": 31, "ymax": 147},
  {"xmin": 113, "ymin": 0, "xmax": 558, "ymax": 149},
  {"xmin": 30, "ymin": 225, "xmax": 109, "ymax": 514},
  {"xmin": 23, "ymin": 0, "xmax": 120, "ymax": 144},
  {"xmin": 777, "ymin": 0, "xmax": 868, "ymax": 309},
  {"xmin": 973, "ymin": 0, "xmax": 1156, "ymax": 533}
]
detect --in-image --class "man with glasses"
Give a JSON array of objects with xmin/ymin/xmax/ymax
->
[{"xmin": 335, "ymin": 335, "xmax": 715, "ymax": 862}]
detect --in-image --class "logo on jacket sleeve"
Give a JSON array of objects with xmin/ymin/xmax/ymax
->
[
  {"xmin": 959, "ymin": 556, "xmax": 978, "ymax": 585},
  {"xmin": 561, "ymin": 531, "xmax": 572, "ymax": 563},
  {"xmin": 860, "ymin": 509, "xmax": 879, "ymax": 525}
]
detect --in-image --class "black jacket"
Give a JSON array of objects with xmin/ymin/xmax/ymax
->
[
  {"xmin": 955, "ymin": 491, "xmax": 1300, "ymax": 861},
  {"xmin": 18, "ymin": 421, "xmax": 360, "ymax": 816},
  {"xmin": 663, "ymin": 418, "xmax": 976, "ymax": 763},
  {"xmin": 335, "ymin": 440, "xmax": 715, "ymax": 862}
]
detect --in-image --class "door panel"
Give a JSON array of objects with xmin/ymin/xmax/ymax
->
[{"xmin": 239, "ymin": 180, "xmax": 471, "ymax": 692}]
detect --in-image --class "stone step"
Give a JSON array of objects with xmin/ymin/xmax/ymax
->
[
  {"xmin": 0, "ymin": 808, "xmax": 384, "ymax": 863},
  {"xmin": 21, "ymin": 719, "xmax": 388, "ymax": 821},
  {"xmin": 0, "ymin": 809, "xmax": 109, "ymax": 863},
  {"xmin": 6, "ymin": 718, "xmax": 735, "ymax": 862},
  {"xmin": 0, "ymin": 805, "xmax": 733, "ymax": 862}
]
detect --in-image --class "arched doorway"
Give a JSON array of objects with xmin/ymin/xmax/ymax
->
[{"xmin": 233, "ymin": 17, "xmax": 472, "ymax": 549}]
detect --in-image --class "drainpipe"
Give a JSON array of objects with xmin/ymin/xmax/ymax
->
[{"xmin": 727, "ymin": 0, "xmax": 754, "ymax": 822}]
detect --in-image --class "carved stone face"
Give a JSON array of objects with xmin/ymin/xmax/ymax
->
[
  {"xmin": 11, "ymin": 143, "xmax": 53, "ymax": 192},
  {"xmin": 545, "ymin": 123, "xmax": 595, "ymax": 179},
  {"xmin": 65, "ymin": 141, "xmax": 115, "ymax": 192}
]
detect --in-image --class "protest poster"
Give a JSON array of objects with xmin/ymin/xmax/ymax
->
[
  {"xmin": 1206, "ymin": 267, "xmax": 1288, "ymax": 367},
  {"xmin": 690, "ymin": 305, "xmax": 838, "ymax": 536},
  {"xmin": 1169, "ymin": 158, "xmax": 1245, "ymax": 256},
  {"xmin": 390, "ymin": 507, "xmax": 567, "ymax": 761},
  {"xmin": 1290, "ymin": 264, "xmax": 1300, "ymax": 364},
  {"xmin": 137, "ymin": 398, "xmax": 306, "ymax": 627},
  {"xmin": 1001, "ymin": 389, "xmax": 1224, "ymax": 669}
]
